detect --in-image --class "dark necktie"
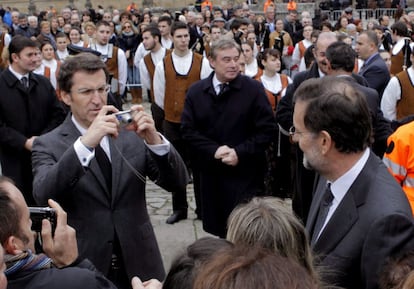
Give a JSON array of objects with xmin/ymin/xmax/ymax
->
[
  {"xmin": 218, "ymin": 83, "xmax": 228, "ymax": 96},
  {"xmin": 95, "ymin": 145, "xmax": 112, "ymax": 192},
  {"xmin": 21, "ymin": 76, "xmax": 28, "ymax": 88},
  {"xmin": 311, "ymin": 183, "xmax": 334, "ymax": 245}
]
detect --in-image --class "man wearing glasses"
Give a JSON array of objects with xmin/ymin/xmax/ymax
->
[
  {"xmin": 31, "ymin": 53, "xmax": 188, "ymax": 289},
  {"xmin": 90, "ymin": 20, "xmax": 127, "ymax": 109}
]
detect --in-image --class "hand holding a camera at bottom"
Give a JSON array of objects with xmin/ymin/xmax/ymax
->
[
  {"xmin": 41, "ymin": 199, "xmax": 78, "ymax": 268},
  {"xmin": 125, "ymin": 105, "xmax": 163, "ymax": 145}
]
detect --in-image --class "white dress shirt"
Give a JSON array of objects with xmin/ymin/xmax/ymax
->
[
  {"xmin": 153, "ymin": 50, "xmax": 213, "ymax": 109},
  {"xmin": 316, "ymin": 148, "xmax": 370, "ymax": 240},
  {"xmin": 139, "ymin": 47, "xmax": 167, "ymax": 91},
  {"xmin": 381, "ymin": 66, "xmax": 414, "ymax": 121}
]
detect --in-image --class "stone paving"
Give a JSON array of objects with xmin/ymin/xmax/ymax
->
[{"xmin": 145, "ymin": 180, "xmax": 212, "ymax": 272}]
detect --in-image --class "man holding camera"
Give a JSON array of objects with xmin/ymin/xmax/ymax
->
[
  {"xmin": 31, "ymin": 53, "xmax": 188, "ymax": 289},
  {"xmin": 0, "ymin": 176, "xmax": 117, "ymax": 289}
]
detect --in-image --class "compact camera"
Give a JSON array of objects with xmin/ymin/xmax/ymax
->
[
  {"xmin": 115, "ymin": 110, "xmax": 133, "ymax": 126},
  {"xmin": 29, "ymin": 207, "xmax": 57, "ymax": 234}
]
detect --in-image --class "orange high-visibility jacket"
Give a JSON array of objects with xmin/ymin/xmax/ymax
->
[{"xmin": 383, "ymin": 121, "xmax": 414, "ymax": 214}]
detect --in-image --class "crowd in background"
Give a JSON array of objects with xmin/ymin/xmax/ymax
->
[{"xmin": 1, "ymin": 1, "xmax": 414, "ymax": 289}]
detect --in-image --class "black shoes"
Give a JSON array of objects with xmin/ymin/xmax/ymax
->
[{"xmin": 166, "ymin": 210, "xmax": 187, "ymax": 224}]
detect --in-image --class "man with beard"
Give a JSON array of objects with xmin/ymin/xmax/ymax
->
[
  {"xmin": 291, "ymin": 76, "xmax": 414, "ymax": 289},
  {"xmin": 276, "ymin": 32, "xmax": 368, "ymax": 223}
]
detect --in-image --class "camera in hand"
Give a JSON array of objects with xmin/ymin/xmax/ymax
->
[
  {"xmin": 115, "ymin": 110, "xmax": 133, "ymax": 126},
  {"xmin": 29, "ymin": 207, "xmax": 57, "ymax": 234}
]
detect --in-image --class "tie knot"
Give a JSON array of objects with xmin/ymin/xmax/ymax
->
[
  {"xmin": 21, "ymin": 76, "xmax": 28, "ymax": 88},
  {"xmin": 218, "ymin": 83, "xmax": 228, "ymax": 96},
  {"xmin": 323, "ymin": 184, "xmax": 334, "ymax": 206}
]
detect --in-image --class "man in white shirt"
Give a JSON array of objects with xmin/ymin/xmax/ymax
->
[
  {"xmin": 158, "ymin": 15, "xmax": 174, "ymax": 49},
  {"xmin": 154, "ymin": 21, "xmax": 212, "ymax": 224},
  {"xmin": 139, "ymin": 26, "xmax": 167, "ymax": 133},
  {"xmin": 381, "ymin": 46, "xmax": 414, "ymax": 121}
]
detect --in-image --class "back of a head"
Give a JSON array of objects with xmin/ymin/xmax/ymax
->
[
  {"xmin": 326, "ymin": 41, "xmax": 356, "ymax": 73},
  {"xmin": 0, "ymin": 177, "xmax": 20, "ymax": 246},
  {"xmin": 163, "ymin": 237, "xmax": 233, "ymax": 289},
  {"xmin": 295, "ymin": 77, "xmax": 372, "ymax": 153},
  {"xmin": 193, "ymin": 245, "xmax": 320, "ymax": 289},
  {"xmin": 379, "ymin": 251, "xmax": 414, "ymax": 289},
  {"xmin": 226, "ymin": 197, "xmax": 315, "ymax": 277}
]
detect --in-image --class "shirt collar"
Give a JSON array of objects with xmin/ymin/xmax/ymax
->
[{"xmin": 9, "ymin": 66, "xmax": 29, "ymax": 80}]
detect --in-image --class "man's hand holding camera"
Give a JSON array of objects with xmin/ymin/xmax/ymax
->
[
  {"xmin": 80, "ymin": 105, "xmax": 120, "ymax": 148},
  {"xmin": 41, "ymin": 199, "xmax": 78, "ymax": 268},
  {"xmin": 80, "ymin": 105, "xmax": 162, "ymax": 148},
  {"xmin": 125, "ymin": 105, "xmax": 163, "ymax": 145}
]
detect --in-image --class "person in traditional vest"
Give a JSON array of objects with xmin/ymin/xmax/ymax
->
[
  {"xmin": 154, "ymin": 21, "xmax": 212, "ymax": 224},
  {"xmin": 381, "ymin": 45, "xmax": 414, "ymax": 121},
  {"xmin": 158, "ymin": 16, "xmax": 174, "ymax": 49},
  {"xmin": 291, "ymin": 24, "xmax": 313, "ymax": 73},
  {"xmin": 90, "ymin": 21, "xmax": 127, "ymax": 109},
  {"xmin": 255, "ymin": 49, "xmax": 292, "ymax": 198},
  {"xmin": 139, "ymin": 26, "xmax": 168, "ymax": 134},
  {"xmin": 390, "ymin": 21, "xmax": 412, "ymax": 76}
]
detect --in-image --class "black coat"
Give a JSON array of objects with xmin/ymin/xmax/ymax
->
[
  {"xmin": 0, "ymin": 69, "xmax": 66, "ymax": 204},
  {"xmin": 182, "ymin": 73, "xmax": 276, "ymax": 237}
]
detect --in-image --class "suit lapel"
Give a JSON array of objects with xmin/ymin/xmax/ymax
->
[
  {"xmin": 313, "ymin": 152, "xmax": 376, "ymax": 254},
  {"xmin": 60, "ymin": 115, "xmax": 111, "ymax": 200},
  {"xmin": 306, "ymin": 175, "xmax": 326, "ymax": 236}
]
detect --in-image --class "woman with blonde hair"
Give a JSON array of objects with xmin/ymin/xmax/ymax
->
[{"xmin": 226, "ymin": 197, "xmax": 317, "ymax": 279}]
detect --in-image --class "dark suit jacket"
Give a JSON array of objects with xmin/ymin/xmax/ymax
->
[
  {"xmin": 359, "ymin": 53, "xmax": 390, "ymax": 97},
  {"xmin": 275, "ymin": 64, "xmax": 379, "ymax": 223},
  {"xmin": 181, "ymin": 73, "xmax": 276, "ymax": 237},
  {"xmin": 0, "ymin": 69, "xmax": 65, "ymax": 204},
  {"xmin": 307, "ymin": 152, "xmax": 414, "ymax": 289},
  {"xmin": 31, "ymin": 115, "xmax": 188, "ymax": 281}
]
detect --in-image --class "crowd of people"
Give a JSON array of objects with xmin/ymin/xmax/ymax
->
[{"xmin": 1, "ymin": 1, "xmax": 414, "ymax": 289}]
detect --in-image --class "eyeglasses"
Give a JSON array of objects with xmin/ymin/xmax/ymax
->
[
  {"xmin": 289, "ymin": 126, "xmax": 313, "ymax": 137},
  {"xmin": 123, "ymin": 25, "xmax": 132, "ymax": 29},
  {"xmin": 73, "ymin": 84, "xmax": 110, "ymax": 97}
]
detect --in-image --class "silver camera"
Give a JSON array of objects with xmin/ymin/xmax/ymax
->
[{"xmin": 115, "ymin": 110, "xmax": 133, "ymax": 126}]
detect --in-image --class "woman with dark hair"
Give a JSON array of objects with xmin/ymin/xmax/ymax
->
[{"xmin": 118, "ymin": 19, "xmax": 142, "ymax": 103}]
